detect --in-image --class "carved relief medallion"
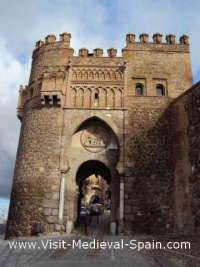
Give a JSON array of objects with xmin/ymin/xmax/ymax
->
[{"xmin": 81, "ymin": 126, "xmax": 110, "ymax": 152}]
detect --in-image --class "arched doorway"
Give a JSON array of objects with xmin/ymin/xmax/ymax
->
[
  {"xmin": 76, "ymin": 160, "xmax": 114, "ymax": 233},
  {"xmin": 66, "ymin": 116, "xmax": 120, "ymax": 234}
]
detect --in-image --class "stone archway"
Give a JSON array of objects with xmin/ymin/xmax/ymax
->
[
  {"xmin": 65, "ymin": 116, "xmax": 121, "ymax": 234},
  {"xmin": 76, "ymin": 160, "xmax": 118, "ymax": 234}
]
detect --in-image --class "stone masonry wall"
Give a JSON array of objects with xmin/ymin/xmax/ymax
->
[
  {"xmin": 30, "ymin": 41, "xmax": 74, "ymax": 83},
  {"xmin": 171, "ymin": 82, "xmax": 200, "ymax": 235},
  {"xmin": 6, "ymin": 97, "xmax": 63, "ymax": 238},
  {"xmin": 7, "ymin": 32, "xmax": 196, "ymax": 238},
  {"xmin": 123, "ymin": 42, "xmax": 193, "ymax": 98},
  {"xmin": 122, "ymin": 35, "xmax": 193, "ymax": 234},
  {"xmin": 124, "ymin": 97, "xmax": 174, "ymax": 234}
]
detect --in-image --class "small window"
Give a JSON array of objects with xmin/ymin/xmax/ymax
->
[
  {"xmin": 53, "ymin": 95, "xmax": 58, "ymax": 107},
  {"xmin": 156, "ymin": 85, "xmax": 165, "ymax": 96},
  {"xmin": 135, "ymin": 84, "xmax": 143, "ymax": 95},
  {"xmin": 52, "ymin": 95, "xmax": 60, "ymax": 107},
  {"xmin": 95, "ymin": 93, "xmax": 99, "ymax": 99},
  {"xmin": 44, "ymin": 95, "xmax": 50, "ymax": 107}
]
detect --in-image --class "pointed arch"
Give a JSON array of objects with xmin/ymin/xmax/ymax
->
[
  {"xmin": 94, "ymin": 69, "xmax": 99, "ymax": 80},
  {"xmin": 72, "ymin": 70, "xmax": 77, "ymax": 79},
  {"xmin": 110, "ymin": 70, "xmax": 115, "ymax": 80},
  {"xmin": 71, "ymin": 115, "xmax": 120, "ymax": 138},
  {"xmin": 77, "ymin": 70, "xmax": 82, "ymax": 80},
  {"xmin": 88, "ymin": 70, "xmax": 93, "ymax": 80},
  {"xmin": 115, "ymin": 89, "xmax": 122, "ymax": 108},
  {"xmin": 100, "ymin": 88, "xmax": 107, "ymax": 107},
  {"xmin": 70, "ymin": 88, "xmax": 77, "ymax": 107},
  {"xmin": 82, "ymin": 69, "xmax": 87, "ymax": 80},
  {"xmin": 84, "ymin": 88, "xmax": 92, "ymax": 107},
  {"xmin": 116, "ymin": 71, "xmax": 122, "ymax": 81},
  {"xmin": 93, "ymin": 88, "xmax": 99, "ymax": 107},
  {"xmin": 106, "ymin": 71, "xmax": 111, "ymax": 80},
  {"xmin": 99, "ymin": 70, "xmax": 105, "ymax": 80},
  {"xmin": 76, "ymin": 88, "xmax": 84, "ymax": 107},
  {"xmin": 112, "ymin": 72, "xmax": 117, "ymax": 80},
  {"xmin": 76, "ymin": 160, "xmax": 111, "ymax": 186},
  {"xmin": 107, "ymin": 89, "xmax": 115, "ymax": 107}
]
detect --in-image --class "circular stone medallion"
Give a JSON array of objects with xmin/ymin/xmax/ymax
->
[{"xmin": 81, "ymin": 126, "xmax": 110, "ymax": 152}]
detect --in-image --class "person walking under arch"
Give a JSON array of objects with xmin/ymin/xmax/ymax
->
[{"xmin": 82, "ymin": 211, "xmax": 92, "ymax": 236}]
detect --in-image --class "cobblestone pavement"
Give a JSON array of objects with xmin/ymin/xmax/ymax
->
[{"xmin": 0, "ymin": 212, "xmax": 149, "ymax": 267}]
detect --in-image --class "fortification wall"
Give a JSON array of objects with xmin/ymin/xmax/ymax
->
[
  {"xmin": 171, "ymin": 82, "xmax": 200, "ymax": 235},
  {"xmin": 6, "ymin": 107, "xmax": 124, "ymax": 238},
  {"xmin": 123, "ymin": 33, "xmax": 193, "ymax": 99},
  {"xmin": 6, "ymin": 98, "xmax": 63, "ymax": 237},
  {"xmin": 124, "ymin": 96, "xmax": 173, "ymax": 233},
  {"xmin": 6, "ymin": 31, "xmax": 196, "ymax": 237},
  {"xmin": 17, "ymin": 32, "xmax": 193, "ymax": 118}
]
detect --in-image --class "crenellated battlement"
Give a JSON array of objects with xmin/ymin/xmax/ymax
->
[
  {"xmin": 8, "ymin": 27, "xmax": 195, "ymax": 240},
  {"xmin": 126, "ymin": 32, "xmax": 189, "ymax": 44},
  {"xmin": 26, "ymin": 30, "xmax": 192, "ymax": 112},
  {"xmin": 17, "ymin": 85, "xmax": 28, "ymax": 120},
  {"xmin": 123, "ymin": 32, "xmax": 190, "ymax": 55},
  {"xmin": 33, "ymin": 32, "xmax": 189, "ymax": 61},
  {"xmin": 35, "ymin": 32, "xmax": 71, "ymax": 49}
]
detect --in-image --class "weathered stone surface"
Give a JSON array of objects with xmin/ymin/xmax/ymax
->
[
  {"xmin": 55, "ymin": 224, "xmax": 61, "ymax": 231},
  {"xmin": 52, "ymin": 192, "xmax": 59, "ymax": 200},
  {"xmin": 6, "ymin": 31, "xmax": 197, "ymax": 239},
  {"xmin": 171, "ymin": 82, "xmax": 200, "ymax": 234},
  {"xmin": 52, "ymin": 209, "xmax": 58, "ymax": 216},
  {"xmin": 46, "ymin": 216, "xmax": 57, "ymax": 224},
  {"xmin": 125, "ymin": 206, "xmax": 131, "ymax": 214},
  {"xmin": 43, "ymin": 208, "xmax": 51, "ymax": 216},
  {"xmin": 42, "ymin": 200, "xmax": 59, "ymax": 208}
]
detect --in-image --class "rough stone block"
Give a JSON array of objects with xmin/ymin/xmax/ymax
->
[
  {"xmin": 52, "ymin": 192, "xmax": 59, "ymax": 200},
  {"xmin": 125, "ymin": 205, "xmax": 131, "ymax": 214},
  {"xmin": 51, "ymin": 185, "xmax": 59, "ymax": 191},
  {"xmin": 130, "ymin": 215, "xmax": 135, "ymax": 221},
  {"xmin": 55, "ymin": 224, "xmax": 61, "ymax": 231},
  {"xmin": 43, "ymin": 208, "xmax": 51, "ymax": 215},
  {"xmin": 52, "ymin": 209, "xmax": 58, "ymax": 216},
  {"xmin": 57, "ymin": 219, "xmax": 63, "ymax": 225},
  {"xmin": 132, "ymin": 206, "xmax": 139, "ymax": 213},
  {"xmin": 46, "ymin": 216, "xmax": 57, "ymax": 223},
  {"xmin": 42, "ymin": 199, "xmax": 59, "ymax": 208}
]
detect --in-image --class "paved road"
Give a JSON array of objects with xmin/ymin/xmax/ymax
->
[{"xmin": 0, "ymin": 212, "xmax": 149, "ymax": 267}]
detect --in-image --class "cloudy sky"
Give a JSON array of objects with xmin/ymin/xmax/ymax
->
[{"xmin": 0, "ymin": 0, "xmax": 200, "ymax": 210}]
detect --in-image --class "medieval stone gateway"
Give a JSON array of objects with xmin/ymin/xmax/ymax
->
[{"xmin": 5, "ymin": 32, "xmax": 200, "ymax": 238}]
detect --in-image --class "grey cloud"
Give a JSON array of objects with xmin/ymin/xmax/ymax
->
[
  {"xmin": 0, "ymin": 96, "xmax": 20, "ymax": 199},
  {"xmin": 0, "ymin": 151, "xmax": 15, "ymax": 199}
]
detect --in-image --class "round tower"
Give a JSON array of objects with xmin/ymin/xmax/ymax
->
[
  {"xmin": 6, "ymin": 32, "xmax": 74, "ymax": 238},
  {"xmin": 6, "ymin": 31, "xmax": 124, "ymax": 238}
]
